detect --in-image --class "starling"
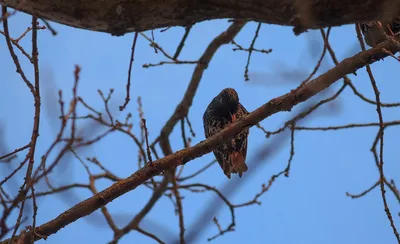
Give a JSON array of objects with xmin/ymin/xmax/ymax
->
[
  {"xmin": 360, "ymin": 17, "xmax": 400, "ymax": 47},
  {"xmin": 203, "ymin": 88, "xmax": 249, "ymax": 179}
]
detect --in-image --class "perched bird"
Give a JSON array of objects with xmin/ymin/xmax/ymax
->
[
  {"xmin": 203, "ymin": 88, "xmax": 249, "ymax": 179},
  {"xmin": 360, "ymin": 17, "xmax": 400, "ymax": 47}
]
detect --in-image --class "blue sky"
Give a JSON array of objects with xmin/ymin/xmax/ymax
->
[{"xmin": 1, "ymin": 12, "xmax": 400, "ymax": 244}]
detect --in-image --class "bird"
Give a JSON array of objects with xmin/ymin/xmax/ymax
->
[
  {"xmin": 203, "ymin": 88, "xmax": 249, "ymax": 179},
  {"xmin": 360, "ymin": 17, "xmax": 400, "ymax": 47}
]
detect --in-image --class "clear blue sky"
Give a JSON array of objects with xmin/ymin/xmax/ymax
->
[{"xmin": 1, "ymin": 12, "xmax": 400, "ymax": 244}]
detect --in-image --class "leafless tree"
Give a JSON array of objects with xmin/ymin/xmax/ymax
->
[{"xmin": 1, "ymin": 1, "xmax": 400, "ymax": 243}]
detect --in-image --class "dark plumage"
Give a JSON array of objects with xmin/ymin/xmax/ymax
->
[
  {"xmin": 203, "ymin": 88, "xmax": 249, "ymax": 179},
  {"xmin": 360, "ymin": 17, "xmax": 400, "ymax": 47}
]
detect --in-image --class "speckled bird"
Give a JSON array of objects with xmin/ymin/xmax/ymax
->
[
  {"xmin": 360, "ymin": 17, "xmax": 400, "ymax": 47},
  {"xmin": 203, "ymin": 88, "xmax": 249, "ymax": 179}
]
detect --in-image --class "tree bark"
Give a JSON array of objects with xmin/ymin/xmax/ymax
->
[{"xmin": 1, "ymin": 0, "xmax": 400, "ymax": 35}]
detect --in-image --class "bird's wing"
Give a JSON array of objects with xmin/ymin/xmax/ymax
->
[
  {"xmin": 234, "ymin": 103, "xmax": 250, "ymax": 160},
  {"xmin": 204, "ymin": 114, "xmax": 222, "ymax": 139},
  {"xmin": 213, "ymin": 148, "xmax": 232, "ymax": 178},
  {"xmin": 234, "ymin": 132, "xmax": 248, "ymax": 160},
  {"xmin": 238, "ymin": 103, "xmax": 249, "ymax": 115},
  {"xmin": 203, "ymin": 113, "xmax": 234, "ymax": 178}
]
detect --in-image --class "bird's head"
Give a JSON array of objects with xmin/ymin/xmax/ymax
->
[{"xmin": 215, "ymin": 88, "xmax": 239, "ymax": 113}]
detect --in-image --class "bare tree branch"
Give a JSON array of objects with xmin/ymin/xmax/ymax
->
[{"xmin": 1, "ymin": 0, "xmax": 400, "ymax": 35}]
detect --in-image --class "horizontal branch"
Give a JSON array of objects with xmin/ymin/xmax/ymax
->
[
  {"xmin": 2, "ymin": 37, "xmax": 400, "ymax": 243},
  {"xmin": 1, "ymin": 0, "xmax": 400, "ymax": 35}
]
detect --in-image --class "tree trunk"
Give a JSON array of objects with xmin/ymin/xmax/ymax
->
[{"xmin": 1, "ymin": 0, "xmax": 400, "ymax": 35}]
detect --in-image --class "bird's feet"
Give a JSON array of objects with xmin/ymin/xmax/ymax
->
[{"xmin": 386, "ymin": 23, "xmax": 396, "ymax": 37}]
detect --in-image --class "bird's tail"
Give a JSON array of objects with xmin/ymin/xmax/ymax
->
[{"xmin": 229, "ymin": 152, "xmax": 248, "ymax": 177}]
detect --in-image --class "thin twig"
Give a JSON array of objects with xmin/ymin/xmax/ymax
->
[
  {"xmin": 244, "ymin": 22, "xmax": 262, "ymax": 81},
  {"xmin": 40, "ymin": 18, "xmax": 57, "ymax": 35},
  {"xmin": 355, "ymin": 23, "xmax": 400, "ymax": 242},
  {"xmin": 284, "ymin": 123, "xmax": 295, "ymax": 177},
  {"xmin": 346, "ymin": 180, "xmax": 380, "ymax": 199},
  {"xmin": 173, "ymin": 25, "xmax": 192, "ymax": 60},
  {"xmin": 120, "ymin": 32, "xmax": 139, "ymax": 111},
  {"xmin": 171, "ymin": 173, "xmax": 185, "ymax": 244},
  {"xmin": 178, "ymin": 160, "xmax": 217, "ymax": 182},
  {"xmin": 136, "ymin": 227, "xmax": 165, "ymax": 244},
  {"xmin": 0, "ymin": 144, "xmax": 30, "ymax": 161},
  {"xmin": 142, "ymin": 119, "xmax": 153, "ymax": 164}
]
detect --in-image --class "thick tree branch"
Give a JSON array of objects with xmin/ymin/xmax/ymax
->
[
  {"xmin": 2, "ymin": 37, "xmax": 400, "ymax": 244},
  {"xmin": 1, "ymin": 0, "xmax": 400, "ymax": 35}
]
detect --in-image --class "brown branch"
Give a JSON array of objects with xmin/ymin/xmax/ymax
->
[
  {"xmin": 184, "ymin": 116, "xmax": 195, "ymax": 138},
  {"xmin": 346, "ymin": 180, "xmax": 380, "ymax": 199},
  {"xmin": 23, "ymin": 184, "xmax": 90, "ymax": 200},
  {"xmin": 26, "ymin": 16, "xmax": 41, "ymax": 242},
  {"xmin": 140, "ymin": 32, "xmax": 177, "ymax": 61},
  {"xmin": 119, "ymin": 32, "xmax": 139, "ymax": 111},
  {"xmin": 98, "ymin": 89, "xmax": 114, "ymax": 125},
  {"xmin": 346, "ymin": 78, "xmax": 400, "ymax": 107},
  {"xmin": 295, "ymin": 121, "xmax": 400, "ymax": 131},
  {"xmin": 173, "ymin": 25, "xmax": 193, "ymax": 60},
  {"xmin": 231, "ymin": 40, "xmax": 272, "ymax": 54},
  {"xmin": 143, "ymin": 60, "xmax": 198, "ymax": 68},
  {"xmin": 171, "ymin": 173, "xmax": 185, "ymax": 244},
  {"xmin": 40, "ymin": 18, "xmax": 57, "ymax": 35},
  {"xmin": 7, "ymin": 15, "xmax": 42, "ymax": 243},
  {"xmin": 178, "ymin": 160, "xmax": 217, "ymax": 182},
  {"xmin": 244, "ymin": 22, "xmax": 262, "ymax": 81},
  {"xmin": 150, "ymin": 30, "xmax": 157, "ymax": 53},
  {"xmin": 142, "ymin": 118, "xmax": 153, "ymax": 164},
  {"xmin": 137, "ymin": 97, "xmax": 146, "ymax": 167},
  {"xmin": 386, "ymin": 179, "xmax": 400, "ymax": 204},
  {"xmin": 30, "ymin": 183, "xmax": 38, "ymax": 242},
  {"xmin": 0, "ymin": 23, "xmax": 46, "ymax": 62},
  {"xmin": 73, "ymin": 128, "xmax": 115, "ymax": 148},
  {"xmin": 356, "ymin": 23, "xmax": 400, "ymax": 242},
  {"xmin": 0, "ymin": 144, "xmax": 30, "ymax": 161},
  {"xmin": 285, "ymin": 123, "xmax": 295, "ymax": 177},
  {"xmin": 1, "ymin": 6, "xmax": 35, "ymax": 99},
  {"xmin": 136, "ymin": 226, "xmax": 165, "ymax": 244},
  {"xmin": 0, "ymin": 29, "xmax": 32, "ymax": 60},
  {"xmin": 180, "ymin": 118, "xmax": 189, "ymax": 149},
  {"xmin": 2, "ymin": 0, "xmax": 400, "ymax": 35}
]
